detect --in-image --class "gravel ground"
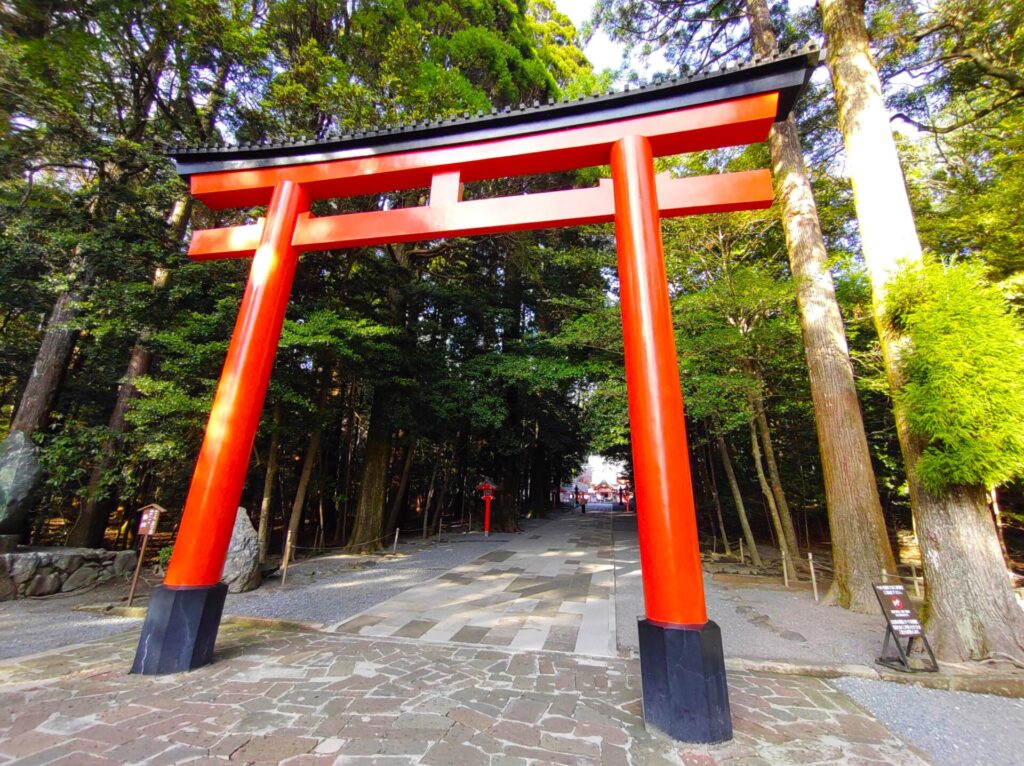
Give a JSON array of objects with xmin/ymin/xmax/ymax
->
[
  {"xmin": 609, "ymin": 511, "xmax": 898, "ymax": 666},
  {"xmin": 832, "ymin": 677, "xmax": 1024, "ymax": 766},
  {"xmin": 223, "ymin": 530, "xmax": 523, "ymax": 624},
  {"xmin": 0, "ymin": 582, "xmax": 142, "ymax": 661},
  {"xmin": 0, "ymin": 524, "xmax": 543, "ymax": 661}
]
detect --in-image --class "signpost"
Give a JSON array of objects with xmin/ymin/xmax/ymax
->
[
  {"xmin": 128, "ymin": 503, "xmax": 165, "ymax": 607},
  {"xmin": 477, "ymin": 480, "xmax": 495, "ymax": 537},
  {"xmin": 873, "ymin": 583, "xmax": 938, "ymax": 673}
]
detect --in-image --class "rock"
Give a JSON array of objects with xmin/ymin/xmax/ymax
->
[
  {"xmin": 113, "ymin": 549, "xmax": 137, "ymax": 576},
  {"xmin": 61, "ymin": 553, "xmax": 85, "ymax": 574},
  {"xmin": 0, "ymin": 572, "xmax": 15, "ymax": 601},
  {"xmin": 61, "ymin": 564, "xmax": 100, "ymax": 592},
  {"xmin": 25, "ymin": 572, "xmax": 61, "ymax": 597},
  {"xmin": 0, "ymin": 535, "xmax": 17, "ymax": 553},
  {"xmin": 10, "ymin": 552, "xmax": 39, "ymax": 585},
  {"xmin": 221, "ymin": 507, "xmax": 261, "ymax": 593},
  {"xmin": 0, "ymin": 431, "xmax": 43, "ymax": 536}
]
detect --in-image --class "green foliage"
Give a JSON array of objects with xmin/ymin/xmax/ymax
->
[
  {"xmin": 886, "ymin": 259, "xmax": 1024, "ymax": 492},
  {"xmin": 158, "ymin": 546, "xmax": 174, "ymax": 567}
]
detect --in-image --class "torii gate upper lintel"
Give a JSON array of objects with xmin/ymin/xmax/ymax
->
[{"xmin": 131, "ymin": 47, "xmax": 820, "ymax": 745}]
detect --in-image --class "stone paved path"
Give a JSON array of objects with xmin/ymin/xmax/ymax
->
[
  {"xmin": 332, "ymin": 515, "xmax": 618, "ymax": 657},
  {"xmin": 0, "ymin": 622, "xmax": 934, "ymax": 765}
]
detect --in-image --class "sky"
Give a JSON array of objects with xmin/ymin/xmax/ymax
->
[
  {"xmin": 556, "ymin": 0, "xmax": 824, "ymax": 76},
  {"xmin": 555, "ymin": 0, "xmax": 620, "ymax": 72}
]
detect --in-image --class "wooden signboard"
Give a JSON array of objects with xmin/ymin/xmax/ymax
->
[
  {"xmin": 128, "ymin": 503, "xmax": 167, "ymax": 606},
  {"xmin": 138, "ymin": 504, "xmax": 162, "ymax": 536},
  {"xmin": 873, "ymin": 583, "xmax": 938, "ymax": 673}
]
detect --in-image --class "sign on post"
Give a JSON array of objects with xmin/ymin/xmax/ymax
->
[
  {"xmin": 138, "ymin": 504, "xmax": 161, "ymax": 536},
  {"xmin": 873, "ymin": 583, "xmax": 938, "ymax": 673},
  {"xmin": 128, "ymin": 503, "xmax": 166, "ymax": 607}
]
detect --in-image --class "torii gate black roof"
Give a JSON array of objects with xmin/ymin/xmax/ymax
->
[{"xmin": 168, "ymin": 45, "xmax": 820, "ymax": 178}]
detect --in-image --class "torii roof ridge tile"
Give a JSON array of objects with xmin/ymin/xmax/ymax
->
[{"xmin": 167, "ymin": 44, "xmax": 820, "ymax": 176}]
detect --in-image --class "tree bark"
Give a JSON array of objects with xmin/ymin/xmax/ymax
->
[
  {"xmin": 10, "ymin": 290, "xmax": 81, "ymax": 438},
  {"xmin": 257, "ymin": 404, "xmax": 281, "ymax": 564},
  {"xmin": 820, "ymin": 0, "xmax": 1024, "ymax": 658},
  {"xmin": 718, "ymin": 435, "xmax": 762, "ymax": 566},
  {"xmin": 421, "ymin": 450, "xmax": 440, "ymax": 539},
  {"xmin": 347, "ymin": 386, "xmax": 392, "ymax": 551},
  {"xmin": 750, "ymin": 418, "xmax": 798, "ymax": 581},
  {"xmin": 752, "ymin": 388, "xmax": 800, "ymax": 558},
  {"xmin": 281, "ymin": 405, "xmax": 325, "ymax": 565},
  {"xmin": 698, "ymin": 436, "xmax": 730, "ymax": 555},
  {"xmin": 65, "ymin": 342, "xmax": 152, "ymax": 548},
  {"xmin": 384, "ymin": 436, "xmax": 415, "ymax": 536},
  {"xmin": 745, "ymin": 0, "xmax": 896, "ymax": 612}
]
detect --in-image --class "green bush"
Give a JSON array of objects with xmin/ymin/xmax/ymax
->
[
  {"xmin": 157, "ymin": 546, "xmax": 174, "ymax": 567},
  {"xmin": 886, "ymin": 259, "xmax": 1024, "ymax": 493}
]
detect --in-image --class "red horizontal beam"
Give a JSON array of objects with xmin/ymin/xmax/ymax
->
[
  {"xmin": 189, "ymin": 93, "xmax": 779, "ymax": 209},
  {"xmin": 188, "ymin": 170, "xmax": 773, "ymax": 260}
]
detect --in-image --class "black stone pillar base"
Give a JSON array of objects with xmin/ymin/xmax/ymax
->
[
  {"xmin": 130, "ymin": 583, "xmax": 227, "ymax": 675},
  {"xmin": 637, "ymin": 618, "xmax": 732, "ymax": 743}
]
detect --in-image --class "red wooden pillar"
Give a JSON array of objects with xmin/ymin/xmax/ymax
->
[
  {"xmin": 611, "ymin": 135, "xmax": 731, "ymax": 742},
  {"xmin": 132, "ymin": 180, "xmax": 310, "ymax": 675}
]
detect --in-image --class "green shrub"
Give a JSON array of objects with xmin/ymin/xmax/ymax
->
[
  {"xmin": 886, "ymin": 259, "xmax": 1024, "ymax": 493},
  {"xmin": 157, "ymin": 546, "xmax": 174, "ymax": 567}
]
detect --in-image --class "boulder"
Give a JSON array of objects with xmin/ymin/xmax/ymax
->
[
  {"xmin": 221, "ymin": 507, "xmax": 261, "ymax": 593},
  {"xmin": 61, "ymin": 564, "xmax": 100, "ymax": 592},
  {"xmin": 0, "ymin": 431, "xmax": 43, "ymax": 536},
  {"xmin": 10, "ymin": 552, "xmax": 39, "ymax": 586},
  {"xmin": 25, "ymin": 572, "xmax": 61, "ymax": 597},
  {"xmin": 113, "ymin": 549, "xmax": 137, "ymax": 576}
]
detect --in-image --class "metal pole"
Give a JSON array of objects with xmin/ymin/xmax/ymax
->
[
  {"xmin": 881, "ymin": 567, "xmax": 888, "ymax": 584},
  {"xmin": 392, "ymin": 527, "xmax": 400, "ymax": 554},
  {"xmin": 127, "ymin": 534, "xmax": 149, "ymax": 607},
  {"xmin": 739, "ymin": 537, "xmax": 744, "ymax": 564},
  {"xmin": 483, "ymin": 497, "xmax": 491, "ymax": 537},
  {"xmin": 808, "ymin": 552, "xmax": 818, "ymax": 602},
  {"xmin": 611, "ymin": 135, "xmax": 706, "ymax": 627},
  {"xmin": 782, "ymin": 548, "xmax": 789, "ymax": 588}
]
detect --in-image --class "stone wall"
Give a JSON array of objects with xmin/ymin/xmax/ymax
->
[{"xmin": 0, "ymin": 548, "xmax": 137, "ymax": 601}]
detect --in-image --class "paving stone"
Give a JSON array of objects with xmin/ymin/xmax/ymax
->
[{"xmin": 0, "ymin": 513, "xmax": 940, "ymax": 766}]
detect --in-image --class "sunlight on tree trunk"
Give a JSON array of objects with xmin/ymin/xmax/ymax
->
[
  {"xmin": 820, "ymin": 0, "xmax": 1024, "ymax": 659},
  {"xmin": 745, "ymin": 0, "xmax": 897, "ymax": 612}
]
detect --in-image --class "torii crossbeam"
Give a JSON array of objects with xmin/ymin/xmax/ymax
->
[{"xmin": 132, "ymin": 47, "xmax": 819, "ymax": 745}]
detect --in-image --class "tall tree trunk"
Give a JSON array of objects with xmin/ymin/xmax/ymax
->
[
  {"xmin": 421, "ymin": 450, "xmax": 440, "ymax": 539},
  {"xmin": 257, "ymin": 404, "xmax": 281, "ymax": 563},
  {"xmin": 68, "ymin": 197, "xmax": 190, "ymax": 547},
  {"xmin": 10, "ymin": 290, "xmax": 81, "ymax": 438},
  {"xmin": 528, "ymin": 422, "xmax": 550, "ymax": 518},
  {"xmin": 751, "ymin": 388, "xmax": 800, "ymax": 557},
  {"xmin": 820, "ymin": 0, "xmax": 1024, "ymax": 659},
  {"xmin": 384, "ymin": 436, "xmax": 415, "ymax": 536},
  {"xmin": 989, "ymin": 489, "xmax": 1009, "ymax": 567},
  {"xmin": 65, "ymin": 341, "xmax": 152, "ymax": 548},
  {"xmin": 282, "ymin": 400, "xmax": 326, "ymax": 564},
  {"xmin": 348, "ymin": 386, "xmax": 392, "ymax": 551},
  {"xmin": 745, "ymin": 0, "xmax": 897, "ymax": 611},
  {"xmin": 697, "ymin": 436, "xmax": 730, "ymax": 555},
  {"xmin": 717, "ymin": 436, "xmax": 762, "ymax": 566},
  {"xmin": 750, "ymin": 419, "xmax": 798, "ymax": 581}
]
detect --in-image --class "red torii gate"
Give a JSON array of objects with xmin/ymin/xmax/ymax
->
[{"xmin": 132, "ymin": 47, "xmax": 818, "ymax": 744}]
